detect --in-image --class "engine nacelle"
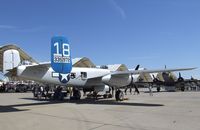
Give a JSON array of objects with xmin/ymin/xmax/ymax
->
[{"xmin": 102, "ymin": 74, "xmax": 132, "ymax": 87}]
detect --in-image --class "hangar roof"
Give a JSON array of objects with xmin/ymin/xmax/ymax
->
[
  {"xmin": 107, "ymin": 64, "xmax": 128, "ymax": 71},
  {"xmin": 72, "ymin": 57, "xmax": 96, "ymax": 68}
]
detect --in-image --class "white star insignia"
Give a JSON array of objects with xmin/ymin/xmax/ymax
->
[{"xmin": 60, "ymin": 73, "xmax": 69, "ymax": 81}]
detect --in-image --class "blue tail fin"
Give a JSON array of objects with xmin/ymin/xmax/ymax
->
[{"xmin": 51, "ymin": 36, "xmax": 72, "ymax": 74}]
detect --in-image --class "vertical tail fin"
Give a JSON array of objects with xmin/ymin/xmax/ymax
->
[
  {"xmin": 51, "ymin": 36, "xmax": 72, "ymax": 74},
  {"xmin": 3, "ymin": 49, "xmax": 21, "ymax": 74}
]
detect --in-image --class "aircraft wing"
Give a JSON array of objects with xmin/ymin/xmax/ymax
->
[
  {"xmin": 101, "ymin": 67, "xmax": 197, "ymax": 87},
  {"xmin": 88, "ymin": 67, "xmax": 197, "ymax": 87},
  {"xmin": 111, "ymin": 67, "xmax": 197, "ymax": 76},
  {"xmin": 24, "ymin": 62, "xmax": 51, "ymax": 69}
]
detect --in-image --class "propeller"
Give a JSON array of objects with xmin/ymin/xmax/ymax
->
[
  {"xmin": 135, "ymin": 64, "xmax": 140, "ymax": 70},
  {"xmin": 152, "ymin": 74, "xmax": 158, "ymax": 82},
  {"xmin": 152, "ymin": 74, "xmax": 163, "ymax": 85},
  {"xmin": 177, "ymin": 72, "xmax": 184, "ymax": 82},
  {"xmin": 129, "ymin": 64, "xmax": 140, "ymax": 86},
  {"xmin": 191, "ymin": 76, "xmax": 194, "ymax": 80},
  {"xmin": 128, "ymin": 65, "xmax": 140, "ymax": 94}
]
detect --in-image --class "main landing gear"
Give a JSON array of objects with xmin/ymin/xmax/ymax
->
[
  {"xmin": 157, "ymin": 86, "xmax": 161, "ymax": 92},
  {"xmin": 70, "ymin": 88, "xmax": 81, "ymax": 100},
  {"xmin": 115, "ymin": 89, "xmax": 124, "ymax": 101}
]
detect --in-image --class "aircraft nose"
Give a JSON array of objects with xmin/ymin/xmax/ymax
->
[{"xmin": 102, "ymin": 74, "xmax": 111, "ymax": 84}]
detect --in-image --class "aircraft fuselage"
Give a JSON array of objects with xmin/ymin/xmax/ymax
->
[{"xmin": 17, "ymin": 65, "xmax": 111, "ymax": 88}]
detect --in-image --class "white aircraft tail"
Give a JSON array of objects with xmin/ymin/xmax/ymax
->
[
  {"xmin": 1, "ymin": 45, "xmax": 38, "ymax": 75},
  {"xmin": 2, "ymin": 49, "xmax": 21, "ymax": 74}
]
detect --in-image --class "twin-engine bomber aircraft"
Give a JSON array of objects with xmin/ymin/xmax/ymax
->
[{"xmin": 4, "ymin": 36, "xmax": 196, "ymax": 101}]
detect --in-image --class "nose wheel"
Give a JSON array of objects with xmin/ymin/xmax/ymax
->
[{"xmin": 115, "ymin": 89, "xmax": 124, "ymax": 101}]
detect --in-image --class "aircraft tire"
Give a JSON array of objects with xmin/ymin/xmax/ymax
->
[
  {"xmin": 157, "ymin": 87, "xmax": 160, "ymax": 92},
  {"xmin": 181, "ymin": 86, "xmax": 185, "ymax": 91},
  {"xmin": 73, "ymin": 89, "xmax": 81, "ymax": 100},
  {"xmin": 103, "ymin": 94, "xmax": 108, "ymax": 99},
  {"xmin": 108, "ymin": 93, "xmax": 113, "ymax": 98},
  {"xmin": 115, "ymin": 90, "xmax": 124, "ymax": 101}
]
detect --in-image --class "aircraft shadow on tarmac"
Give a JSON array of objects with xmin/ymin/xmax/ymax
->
[
  {"xmin": 0, "ymin": 106, "xmax": 29, "ymax": 113},
  {"xmin": 0, "ymin": 98, "xmax": 164, "ymax": 113}
]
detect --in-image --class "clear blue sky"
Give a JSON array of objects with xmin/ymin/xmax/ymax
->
[{"xmin": 0, "ymin": 0, "xmax": 200, "ymax": 78}]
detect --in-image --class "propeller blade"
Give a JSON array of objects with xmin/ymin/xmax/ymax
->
[
  {"xmin": 177, "ymin": 72, "xmax": 184, "ymax": 82},
  {"xmin": 135, "ymin": 64, "xmax": 140, "ymax": 70},
  {"xmin": 179, "ymin": 72, "xmax": 181, "ymax": 78}
]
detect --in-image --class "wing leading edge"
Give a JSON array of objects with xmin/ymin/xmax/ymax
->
[{"xmin": 111, "ymin": 67, "xmax": 197, "ymax": 76}]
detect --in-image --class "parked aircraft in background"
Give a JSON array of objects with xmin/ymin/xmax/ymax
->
[
  {"xmin": 151, "ymin": 72, "xmax": 185, "ymax": 91},
  {"xmin": 134, "ymin": 72, "xmax": 200, "ymax": 92},
  {"xmin": 2, "ymin": 36, "xmax": 197, "ymax": 101}
]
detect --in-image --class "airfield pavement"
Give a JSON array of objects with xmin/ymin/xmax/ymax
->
[{"xmin": 0, "ymin": 90, "xmax": 200, "ymax": 130}]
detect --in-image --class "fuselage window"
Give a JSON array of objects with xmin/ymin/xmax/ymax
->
[
  {"xmin": 70, "ymin": 73, "xmax": 76, "ymax": 79},
  {"xmin": 81, "ymin": 72, "xmax": 87, "ymax": 79}
]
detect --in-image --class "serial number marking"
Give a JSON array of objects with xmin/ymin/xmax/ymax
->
[{"xmin": 54, "ymin": 54, "xmax": 71, "ymax": 63}]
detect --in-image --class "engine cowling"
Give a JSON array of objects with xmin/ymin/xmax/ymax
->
[{"xmin": 102, "ymin": 74, "xmax": 132, "ymax": 87}]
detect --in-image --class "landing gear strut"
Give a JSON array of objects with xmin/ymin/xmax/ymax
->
[
  {"xmin": 115, "ymin": 89, "xmax": 124, "ymax": 101},
  {"xmin": 71, "ymin": 88, "xmax": 81, "ymax": 100}
]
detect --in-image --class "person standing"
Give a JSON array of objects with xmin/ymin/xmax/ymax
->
[{"xmin": 134, "ymin": 84, "xmax": 140, "ymax": 95}]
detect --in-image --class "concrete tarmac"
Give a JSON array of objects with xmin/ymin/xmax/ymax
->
[{"xmin": 0, "ymin": 91, "xmax": 200, "ymax": 130}]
